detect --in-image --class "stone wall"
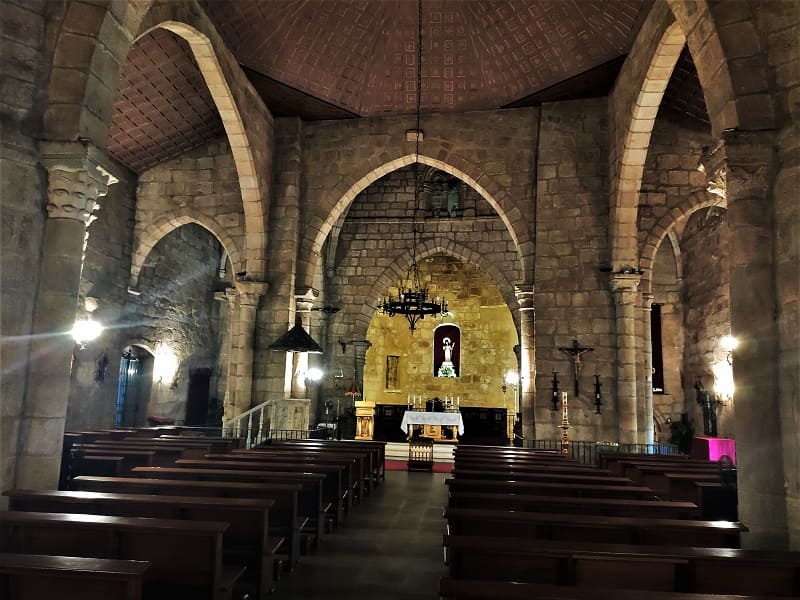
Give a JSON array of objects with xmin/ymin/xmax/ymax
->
[
  {"xmin": 126, "ymin": 223, "xmax": 224, "ymax": 423},
  {"xmin": 680, "ymin": 207, "xmax": 733, "ymax": 438},
  {"xmin": 65, "ymin": 164, "xmax": 138, "ymax": 430},
  {"xmin": 533, "ymin": 98, "xmax": 613, "ymax": 442},
  {"xmin": 0, "ymin": 0, "xmax": 47, "ymax": 494}
]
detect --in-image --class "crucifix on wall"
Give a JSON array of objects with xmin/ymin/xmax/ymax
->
[{"xmin": 559, "ymin": 339, "xmax": 594, "ymax": 396}]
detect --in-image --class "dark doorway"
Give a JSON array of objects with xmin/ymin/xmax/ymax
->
[
  {"xmin": 116, "ymin": 351, "xmax": 139, "ymax": 427},
  {"xmin": 651, "ymin": 303, "xmax": 665, "ymax": 394},
  {"xmin": 185, "ymin": 368, "xmax": 212, "ymax": 426}
]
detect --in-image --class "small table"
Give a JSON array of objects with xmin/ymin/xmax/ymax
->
[
  {"xmin": 692, "ymin": 435, "xmax": 736, "ymax": 465},
  {"xmin": 401, "ymin": 411, "xmax": 464, "ymax": 442}
]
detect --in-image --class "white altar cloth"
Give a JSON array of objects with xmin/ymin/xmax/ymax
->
[{"xmin": 401, "ymin": 411, "xmax": 465, "ymax": 435}]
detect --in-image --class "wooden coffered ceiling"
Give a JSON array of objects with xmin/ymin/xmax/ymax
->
[{"xmin": 107, "ymin": 0, "xmax": 709, "ymax": 173}]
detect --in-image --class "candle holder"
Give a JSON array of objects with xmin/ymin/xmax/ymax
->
[
  {"xmin": 559, "ymin": 391, "xmax": 570, "ymax": 455},
  {"xmin": 551, "ymin": 371, "xmax": 560, "ymax": 411},
  {"xmin": 593, "ymin": 374, "xmax": 602, "ymax": 414}
]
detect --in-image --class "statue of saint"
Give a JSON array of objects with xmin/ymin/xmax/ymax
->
[{"xmin": 438, "ymin": 337, "xmax": 456, "ymax": 377}]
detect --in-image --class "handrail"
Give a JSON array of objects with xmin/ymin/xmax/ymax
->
[{"xmin": 222, "ymin": 400, "xmax": 271, "ymax": 448}]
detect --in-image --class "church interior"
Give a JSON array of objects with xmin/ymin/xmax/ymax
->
[{"xmin": 1, "ymin": 0, "xmax": 799, "ymax": 595}]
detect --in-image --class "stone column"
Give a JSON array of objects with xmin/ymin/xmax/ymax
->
[
  {"xmin": 214, "ymin": 287, "xmax": 237, "ymax": 420},
  {"xmin": 722, "ymin": 129, "xmax": 787, "ymax": 549},
  {"xmin": 290, "ymin": 293, "xmax": 316, "ymax": 399},
  {"xmin": 227, "ymin": 280, "xmax": 268, "ymax": 421},
  {"xmin": 610, "ymin": 273, "xmax": 640, "ymax": 444},
  {"xmin": 515, "ymin": 285, "xmax": 536, "ymax": 440},
  {"xmin": 16, "ymin": 143, "xmax": 116, "ymax": 489},
  {"xmin": 640, "ymin": 292, "xmax": 655, "ymax": 445}
]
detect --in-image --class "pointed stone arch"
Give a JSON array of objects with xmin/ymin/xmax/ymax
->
[
  {"xmin": 609, "ymin": 8, "xmax": 687, "ymax": 269},
  {"xmin": 300, "ymin": 152, "xmax": 531, "ymax": 291},
  {"xmin": 343, "ymin": 237, "xmax": 519, "ymax": 342},
  {"xmin": 129, "ymin": 208, "xmax": 243, "ymax": 289},
  {"xmin": 639, "ymin": 190, "xmax": 721, "ymax": 294}
]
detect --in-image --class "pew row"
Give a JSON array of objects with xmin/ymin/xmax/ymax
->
[
  {"xmin": 0, "ymin": 553, "xmax": 150, "ymax": 600},
  {"xmin": 0, "ymin": 511, "xmax": 245, "ymax": 600},
  {"xmin": 443, "ymin": 535, "xmax": 800, "ymax": 597},
  {"xmin": 70, "ymin": 475, "xmax": 304, "ymax": 570},
  {"xmin": 4, "ymin": 489, "xmax": 282, "ymax": 600}
]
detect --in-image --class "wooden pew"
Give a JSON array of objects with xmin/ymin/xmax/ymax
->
[
  {"xmin": 453, "ymin": 459, "xmax": 612, "ymax": 476},
  {"xmin": 73, "ymin": 442, "xmax": 186, "ymax": 465},
  {"xmin": 448, "ymin": 491, "xmax": 700, "ymax": 519},
  {"xmin": 71, "ymin": 454, "xmax": 126, "ymax": 477},
  {"xmin": 70, "ymin": 475, "xmax": 304, "ymax": 570},
  {"xmin": 451, "ymin": 468, "xmax": 635, "ymax": 486},
  {"xmin": 180, "ymin": 457, "xmax": 346, "ymax": 528},
  {"xmin": 0, "ymin": 511, "xmax": 244, "ymax": 600},
  {"xmin": 665, "ymin": 472, "xmax": 724, "ymax": 502},
  {"xmin": 0, "ymin": 553, "xmax": 150, "ymax": 600},
  {"xmin": 439, "ymin": 578, "xmax": 778, "ymax": 600},
  {"xmin": 443, "ymin": 535, "xmax": 800, "ymax": 596},
  {"xmin": 597, "ymin": 452, "xmax": 690, "ymax": 470},
  {"xmin": 271, "ymin": 439, "xmax": 386, "ymax": 487},
  {"xmin": 71, "ymin": 448, "xmax": 157, "ymax": 473},
  {"xmin": 228, "ymin": 450, "xmax": 359, "ymax": 514},
  {"xmin": 243, "ymin": 446, "xmax": 369, "ymax": 502},
  {"xmin": 445, "ymin": 478, "xmax": 658, "ymax": 500},
  {"xmin": 444, "ymin": 508, "xmax": 745, "ymax": 548},
  {"xmin": 5, "ymin": 489, "xmax": 281, "ymax": 600},
  {"xmin": 131, "ymin": 466, "xmax": 326, "ymax": 551}
]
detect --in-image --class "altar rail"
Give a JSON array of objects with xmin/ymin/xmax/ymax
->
[{"xmin": 523, "ymin": 439, "xmax": 679, "ymax": 465}]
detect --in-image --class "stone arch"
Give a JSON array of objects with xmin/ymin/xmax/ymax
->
[
  {"xmin": 609, "ymin": 13, "xmax": 687, "ymax": 269},
  {"xmin": 43, "ymin": 1, "xmax": 153, "ymax": 142},
  {"xmin": 639, "ymin": 190, "xmax": 721, "ymax": 294},
  {"xmin": 129, "ymin": 209, "xmax": 243, "ymax": 289},
  {"xmin": 666, "ymin": 0, "xmax": 775, "ymax": 135},
  {"xmin": 44, "ymin": 1, "xmax": 269, "ymax": 279},
  {"xmin": 345, "ymin": 237, "xmax": 519, "ymax": 342},
  {"xmin": 135, "ymin": 13, "xmax": 267, "ymax": 278},
  {"xmin": 300, "ymin": 152, "xmax": 531, "ymax": 291}
]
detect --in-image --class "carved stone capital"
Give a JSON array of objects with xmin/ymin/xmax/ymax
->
[
  {"xmin": 641, "ymin": 292, "xmax": 654, "ymax": 311},
  {"xmin": 41, "ymin": 142, "xmax": 118, "ymax": 225},
  {"xmin": 719, "ymin": 130, "xmax": 776, "ymax": 199},
  {"xmin": 234, "ymin": 280, "xmax": 268, "ymax": 307},
  {"xmin": 514, "ymin": 284, "xmax": 535, "ymax": 311},
  {"xmin": 609, "ymin": 273, "xmax": 640, "ymax": 301}
]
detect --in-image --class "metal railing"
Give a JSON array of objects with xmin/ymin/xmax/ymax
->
[{"xmin": 523, "ymin": 439, "xmax": 679, "ymax": 464}]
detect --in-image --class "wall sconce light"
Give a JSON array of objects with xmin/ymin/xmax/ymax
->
[
  {"xmin": 721, "ymin": 335, "xmax": 738, "ymax": 365},
  {"xmin": 305, "ymin": 367, "xmax": 324, "ymax": 383},
  {"xmin": 153, "ymin": 343, "xmax": 179, "ymax": 388},
  {"xmin": 71, "ymin": 318, "xmax": 103, "ymax": 349}
]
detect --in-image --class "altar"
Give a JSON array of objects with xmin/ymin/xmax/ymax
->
[{"xmin": 400, "ymin": 410, "xmax": 464, "ymax": 443}]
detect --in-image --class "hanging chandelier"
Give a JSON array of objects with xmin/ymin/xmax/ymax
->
[{"xmin": 379, "ymin": 0, "xmax": 447, "ymax": 333}]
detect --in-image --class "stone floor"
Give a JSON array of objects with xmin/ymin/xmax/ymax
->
[{"xmin": 269, "ymin": 470, "xmax": 450, "ymax": 599}]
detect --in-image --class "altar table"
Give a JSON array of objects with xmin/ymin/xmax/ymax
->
[{"xmin": 401, "ymin": 411, "xmax": 465, "ymax": 441}]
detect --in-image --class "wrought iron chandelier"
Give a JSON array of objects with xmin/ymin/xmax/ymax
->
[{"xmin": 379, "ymin": 0, "xmax": 447, "ymax": 332}]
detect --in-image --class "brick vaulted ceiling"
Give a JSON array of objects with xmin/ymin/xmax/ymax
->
[{"xmin": 106, "ymin": 1, "xmax": 711, "ymax": 173}]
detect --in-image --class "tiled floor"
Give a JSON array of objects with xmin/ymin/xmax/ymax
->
[{"xmin": 269, "ymin": 470, "xmax": 449, "ymax": 599}]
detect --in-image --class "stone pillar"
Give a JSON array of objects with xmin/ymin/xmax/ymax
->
[
  {"xmin": 16, "ymin": 144, "xmax": 117, "ymax": 490},
  {"xmin": 227, "ymin": 281, "xmax": 267, "ymax": 421},
  {"xmin": 290, "ymin": 293, "xmax": 316, "ymax": 400},
  {"xmin": 215, "ymin": 287, "xmax": 237, "ymax": 420},
  {"xmin": 610, "ymin": 273, "xmax": 640, "ymax": 444},
  {"xmin": 722, "ymin": 129, "xmax": 787, "ymax": 549},
  {"xmin": 515, "ymin": 285, "xmax": 536, "ymax": 440},
  {"xmin": 640, "ymin": 292, "xmax": 655, "ymax": 445}
]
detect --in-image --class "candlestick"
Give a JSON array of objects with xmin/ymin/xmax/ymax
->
[
  {"xmin": 594, "ymin": 374, "xmax": 602, "ymax": 414},
  {"xmin": 551, "ymin": 371, "xmax": 560, "ymax": 411},
  {"xmin": 561, "ymin": 391, "xmax": 568, "ymax": 420}
]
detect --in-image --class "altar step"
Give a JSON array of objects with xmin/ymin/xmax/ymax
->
[{"xmin": 385, "ymin": 442, "xmax": 455, "ymax": 463}]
